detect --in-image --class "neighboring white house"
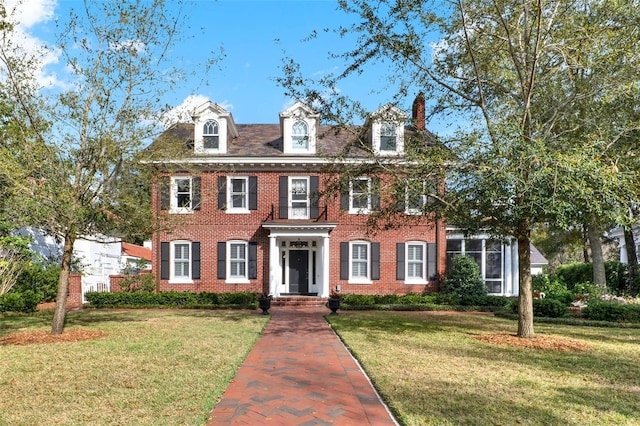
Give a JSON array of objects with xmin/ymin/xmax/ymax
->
[
  {"xmin": 18, "ymin": 228, "xmax": 151, "ymax": 302},
  {"xmin": 446, "ymin": 229, "xmax": 548, "ymax": 297}
]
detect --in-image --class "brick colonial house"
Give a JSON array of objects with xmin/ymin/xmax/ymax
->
[{"xmin": 149, "ymin": 94, "xmax": 451, "ymax": 298}]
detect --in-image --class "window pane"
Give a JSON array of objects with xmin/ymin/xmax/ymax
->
[
  {"xmin": 351, "ymin": 179, "xmax": 370, "ymax": 209},
  {"xmin": 486, "ymin": 252, "xmax": 502, "ymax": 279},
  {"xmin": 292, "ymin": 121, "xmax": 308, "ymax": 149},
  {"xmin": 229, "ymin": 243, "xmax": 247, "ymax": 278},
  {"xmin": 380, "ymin": 123, "xmax": 396, "ymax": 151},
  {"xmin": 203, "ymin": 120, "xmax": 219, "ymax": 149},
  {"xmin": 175, "ymin": 179, "xmax": 191, "ymax": 208},
  {"xmin": 174, "ymin": 244, "xmax": 190, "ymax": 277},
  {"xmin": 230, "ymin": 178, "xmax": 247, "ymax": 209}
]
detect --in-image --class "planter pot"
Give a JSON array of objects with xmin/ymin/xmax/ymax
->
[
  {"xmin": 327, "ymin": 298, "xmax": 340, "ymax": 315},
  {"xmin": 258, "ymin": 298, "xmax": 271, "ymax": 315}
]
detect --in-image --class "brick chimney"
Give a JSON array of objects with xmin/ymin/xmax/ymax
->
[{"xmin": 412, "ymin": 92, "xmax": 426, "ymax": 131}]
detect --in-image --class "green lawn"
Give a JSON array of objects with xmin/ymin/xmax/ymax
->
[
  {"xmin": 0, "ymin": 309, "xmax": 268, "ymax": 426},
  {"xmin": 327, "ymin": 311, "xmax": 640, "ymax": 426}
]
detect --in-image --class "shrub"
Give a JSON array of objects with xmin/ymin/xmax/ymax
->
[
  {"xmin": 119, "ymin": 273, "xmax": 155, "ymax": 293},
  {"xmin": 582, "ymin": 301, "xmax": 640, "ymax": 323},
  {"xmin": 533, "ymin": 298, "xmax": 568, "ymax": 318},
  {"xmin": 12, "ymin": 262, "xmax": 60, "ymax": 302},
  {"xmin": 441, "ymin": 255, "xmax": 487, "ymax": 297},
  {"xmin": 0, "ymin": 290, "xmax": 41, "ymax": 313},
  {"xmin": 85, "ymin": 291, "xmax": 257, "ymax": 309},
  {"xmin": 532, "ymin": 274, "xmax": 573, "ymax": 305}
]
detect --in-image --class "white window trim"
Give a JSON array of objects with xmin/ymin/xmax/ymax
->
[
  {"xmin": 349, "ymin": 241, "xmax": 372, "ymax": 284},
  {"xmin": 405, "ymin": 241, "xmax": 427, "ymax": 284},
  {"xmin": 372, "ymin": 120, "xmax": 405, "ymax": 156},
  {"xmin": 446, "ymin": 238, "xmax": 505, "ymax": 295},
  {"xmin": 349, "ymin": 177, "xmax": 372, "ymax": 214},
  {"xmin": 405, "ymin": 179, "xmax": 427, "ymax": 215},
  {"xmin": 226, "ymin": 240, "xmax": 250, "ymax": 284},
  {"xmin": 169, "ymin": 240, "xmax": 193, "ymax": 284},
  {"xmin": 226, "ymin": 176, "xmax": 250, "ymax": 214},
  {"xmin": 170, "ymin": 176, "xmax": 194, "ymax": 214}
]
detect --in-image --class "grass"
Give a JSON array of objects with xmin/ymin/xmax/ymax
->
[
  {"xmin": 0, "ymin": 309, "xmax": 269, "ymax": 426},
  {"xmin": 326, "ymin": 311, "xmax": 640, "ymax": 426}
]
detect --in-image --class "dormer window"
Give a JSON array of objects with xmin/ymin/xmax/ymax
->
[
  {"xmin": 380, "ymin": 123, "xmax": 397, "ymax": 152},
  {"xmin": 280, "ymin": 101, "xmax": 318, "ymax": 154},
  {"xmin": 203, "ymin": 120, "xmax": 219, "ymax": 149},
  {"xmin": 370, "ymin": 104, "xmax": 407, "ymax": 156},
  {"xmin": 292, "ymin": 121, "xmax": 309, "ymax": 150}
]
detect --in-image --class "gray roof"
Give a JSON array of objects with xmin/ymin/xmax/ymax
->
[{"xmin": 530, "ymin": 244, "xmax": 549, "ymax": 266}]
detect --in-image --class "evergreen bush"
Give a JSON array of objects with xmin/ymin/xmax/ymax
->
[{"xmin": 441, "ymin": 255, "xmax": 487, "ymax": 297}]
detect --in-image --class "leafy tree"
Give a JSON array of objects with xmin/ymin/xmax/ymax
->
[
  {"xmin": 0, "ymin": 0, "xmax": 204, "ymax": 333},
  {"xmin": 279, "ymin": 0, "xmax": 640, "ymax": 337}
]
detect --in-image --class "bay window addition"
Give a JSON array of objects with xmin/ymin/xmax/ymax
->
[
  {"xmin": 203, "ymin": 119, "xmax": 219, "ymax": 149},
  {"xmin": 291, "ymin": 120, "xmax": 309, "ymax": 150},
  {"xmin": 446, "ymin": 239, "xmax": 504, "ymax": 294}
]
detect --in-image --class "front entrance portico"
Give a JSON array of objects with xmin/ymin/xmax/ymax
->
[{"xmin": 262, "ymin": 223, "xmax": 336, "ymax": 297}]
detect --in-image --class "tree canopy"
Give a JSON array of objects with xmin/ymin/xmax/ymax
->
[{"xmin": 279, "ymin": 0, "xmax": 640, "ymax": 337}]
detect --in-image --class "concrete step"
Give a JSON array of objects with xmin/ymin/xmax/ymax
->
[{"xmin": 271, "ymin": 296, "xmax": 327, "ymax": 307}]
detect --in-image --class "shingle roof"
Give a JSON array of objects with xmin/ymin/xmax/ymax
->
[{"xmin": 149, "ymin": 122, "xmax": 430, "ymax": 159}]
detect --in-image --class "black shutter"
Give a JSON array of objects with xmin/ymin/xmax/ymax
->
[
  {"xmin": 396, "ymin": 243, "xmax": 405, "ymax": 280},
  {"xmin": 371, "ymin": 177, "xmax": 380, "ymax": 210},
  {"xmin": 192, "ymin": 242, "xmax": 201, "ymax": 279},
  {"xmin": 371, "ymin": 242, "xmax": 380, "ymax": 280},
  {"xmin": 340, "ymin": 181, "xmax": 349, "ymax": 210},
  {"xmin": 160, "ymin": 177, "xmax": 170, "ymax": 210},
  {"xmin": 340, "ymin": 242, "xmax": 349, "ymax": 280},
  {"xmin": 248, "ymin": 241, "xmax": 258, "ymax": 279},
  {"xmin": 249, "ymin": 176, "xmax": 258, "ymax": 210},
  {"xmin": 279, "ymin": 176, "xmax": 288, "ymax": 219},
  {"xmin": 310, "ymin": 176, "xmax": 319, "ymax": 219},
  {"xmin": 427, "ymin": 242, "xmax": 437, "ymax": 280},
  {"xmin": 192, "ymin": 177, "xmax": 201, "ymax": 210},
  {"xmin": 218, "ymin": 176, "xmax": 226, "ymax": 209},
  {"xmin": 160, "ymin": 242, "xmax": 169, "ymax": 280},
  {"xmin": 217, "ymin": 242, "xmax": 226, "ymax": 279}
]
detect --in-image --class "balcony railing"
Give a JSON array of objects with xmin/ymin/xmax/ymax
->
[{"xmin": 265, "ymin": 204, "xmax": 329, "ymax": 222}]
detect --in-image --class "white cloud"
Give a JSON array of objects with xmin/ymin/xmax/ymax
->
[
  {"xmin": 3, "ymin": 0, "xmax": 65, "ymax": 89},
  {"xmin": 161, "ymin": 95, "xmax": 234, "ymax": 128}
]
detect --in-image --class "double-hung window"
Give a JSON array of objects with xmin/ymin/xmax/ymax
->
[
  {"xmin": 289, "ymin": 177, "xmax": 309, "ymax": 219},
  {"xmin": 228, "ymin": 241, "xmax": 248, "ymax": 282},
  {"xmin": 292, "ymin": 120, "xmax": 309, "ymax": 150},
  {"xmin": 406, "ymin": 179, "xmax": 427, "ymax": 215},
  {"xmin": 228, "ymin": 177, "xmax": 248, "ymax": 212},
  {"xmin": 380, "ymin": 122, "xmax": 397, "ymax": 152},
  {"xmin": 171, "ymin": 177, "xmax": 193, "ymax": 213},
  {"xmin": 203, "ymin": 119, "xmax": 219, "ymax": 149},
  {"xmin": 350, "ymin": 178, "xmax": 371, "ymax": 213}
]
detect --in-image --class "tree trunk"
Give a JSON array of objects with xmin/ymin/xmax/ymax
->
[
  {"xmin": 517, "ymin": 220, "xmax": 534, "ymax": 338},
  {"xmin": 51, "ymin": 234, "xmax": 75, "ymax": 335},
  {"xmin": 624, "ymin": 227, "xmax": 638, "ymax": 295},
  {"xmin": 588, "ymin": 223, "xmax": 606, "ymax": 291}
]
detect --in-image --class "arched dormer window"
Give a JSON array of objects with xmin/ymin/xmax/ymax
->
[
  {"xmin": 291, "ymin": 120, "xmax": 308, "ymax": 150},
  {"xmin": 203, "ymin": 120, "xmax": 219, "ymax": 149},
  {"xmin": 380, "ymin": 122, "xmax": 397, "ymax": 152}
]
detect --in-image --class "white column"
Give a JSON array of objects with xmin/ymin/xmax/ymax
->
[
  {"xmin": 269, "ymin": 235, "xmax": 279, "ymax": 296},
  {"xmin": 321, "ymin": 235, "xmax": 330, "ymax": 297}
]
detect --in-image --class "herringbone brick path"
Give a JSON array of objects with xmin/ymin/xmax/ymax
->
[{"xmin": 207, "ymin": 306, "xmax": 398, "ymax": 425}]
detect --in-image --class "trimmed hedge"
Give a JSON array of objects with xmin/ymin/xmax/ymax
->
[
  {"xmin": 85, "ymin": 291, "xmax": 258, "ymax": 309},
  {"xmin": 0, "ymin": 290, "xmax": 41, "ymax": 313},
  {"xmin": 582, "ymin": 301, "xmax": 640, "ymax": 323},
  {"xmin": 340, "ymin": 293, "xmax": 510, "ymax": 310}
]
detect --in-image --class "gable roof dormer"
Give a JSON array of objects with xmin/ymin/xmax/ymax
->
[
  {"xmin": 279, "ymin": 101, "xmax": 319, "ymax": 155},
  {"xmin": 367, "ymin": 103, "xmax": 408, "ymax": 156},
  {"xmin": 192, "ymin": 101, "xmax": 238, "ymax": 155}
]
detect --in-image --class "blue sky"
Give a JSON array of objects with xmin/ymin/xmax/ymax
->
[{"xmin": 17, "ymin": 0, "xmax": 427, "ymax": 127}]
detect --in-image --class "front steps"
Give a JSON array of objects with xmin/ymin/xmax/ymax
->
[{"xmin": 271, "ymin": 296, "xmax": 327, "ymax": 307}]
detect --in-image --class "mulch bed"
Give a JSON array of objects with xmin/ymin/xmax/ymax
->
[
  {"xmin": 0, "ymin": 330, "xmax": 107, "ymax": 346},
  {"xmin": 473, "ymin": 333, "xmax": 591, "ymax": 351}
]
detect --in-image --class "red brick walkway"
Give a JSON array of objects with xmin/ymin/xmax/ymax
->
[{"xmin": 207, "ymin": 306, "xmax": 398, "ymax": 425}]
